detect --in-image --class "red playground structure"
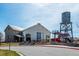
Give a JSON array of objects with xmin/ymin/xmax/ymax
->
[{"xmin": 51, "ymin": 31, "xmax": 70, "ymax": 43}]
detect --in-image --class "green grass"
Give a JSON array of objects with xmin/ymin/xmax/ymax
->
[
  {"xmin": 0, "ymin": 43, "xmax": 19, "ymax": 46},
  {"xmin": 0, "ymin": 49, "xmax": 20, "ymax": 56}
]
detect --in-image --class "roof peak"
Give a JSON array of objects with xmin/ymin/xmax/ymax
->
[
  {"xmin": 8, "ymin": 25, "xmax": 24, "ymax": 31},
  {"xmin": 37, "ymin": 23, "xmax": 41, "ymax": 25},
  {"xmin": 23, "ymin": 23, "xmax": 51, "ymax": 33}
]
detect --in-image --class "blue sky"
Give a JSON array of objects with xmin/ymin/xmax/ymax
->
[{"xmin": 0, "ymin": 3, "xmax": 79, "ymax": 37}]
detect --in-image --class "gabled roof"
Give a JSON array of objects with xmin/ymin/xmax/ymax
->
[
  {"xmin": 23, "ymin": 23, "xmax": 51, "ymax": 33},
  {"xmin": 5, "ymin": 25, "xmax": 24, "ymax": 31},
  {"xmin": 10, "ymin": 25, "xmax": 23, "ymax": 31}
]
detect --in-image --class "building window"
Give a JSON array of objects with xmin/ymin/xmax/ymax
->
[
  {"xmin": 7, "ymin": 35, "xmax": 10, "ymax": 42},
  {"xmin": 46, "ymin": 35, "xmax": 50, "ymax": 42},
  {"xmin": 46, "ymin": 35, "xmax": 50, "ymax": 39},
  {"xmin": 37, "ymin": 32, "xmax": 41, "ymax": 41}
]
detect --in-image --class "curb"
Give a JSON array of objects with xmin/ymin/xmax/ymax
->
[
  {"xmin": 42, "ymin": 45, "xmax": 79, "ymax": 50},
  {"xmin": 10, "ymin": 50, "xmax": 25, "ymax": 56},
  {"xmin": 16, "ymin": 51, "xmax": 24, "ymax": 56}
]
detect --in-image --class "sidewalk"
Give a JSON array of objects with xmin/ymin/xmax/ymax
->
[{"xmin": 42, "ymin": 45, "xmax": 79, "ymax": 50}]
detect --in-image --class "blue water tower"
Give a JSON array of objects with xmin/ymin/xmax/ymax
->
[{"xmin": 60, "ymin": 11, "xmax": 73, "ymax": 42}]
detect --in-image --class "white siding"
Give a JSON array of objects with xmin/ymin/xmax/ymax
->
[{"xmin": 23, "ymin": 23, "xmax": 51, "ymax": 41}]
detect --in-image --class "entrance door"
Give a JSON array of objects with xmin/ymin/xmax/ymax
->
[{"xmin": 26, "ymin": 34, "xmax": 31, "ymax": 42}]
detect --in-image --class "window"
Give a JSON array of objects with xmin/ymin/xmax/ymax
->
[
  {"xmin": 46, "ymin": 35, "xmax": 50, "ymax": 39},
  {"xmin": 37, "ymin": 32, "xmax": 41, "ymax": 41},
  {"xmin": 46, "ymin": 35, "xmax": 50, "ymax": 42}
]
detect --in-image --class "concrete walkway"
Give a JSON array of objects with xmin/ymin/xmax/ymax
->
[{"xmin": 0, "ymin": 45, "xmax": 79, "ymax": 56}]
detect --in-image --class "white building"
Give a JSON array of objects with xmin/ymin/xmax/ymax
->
[
  {"xmin": 5, "ymin": 25, "xmax": 23, "ymax": 42},
  {"xmin": 23, "ymin": 23, "xmax": 51, "ymax": 42},
  {"xmin": 0, "ymin": 32, "xmax": 3, "ymax": 42},
  {"xmin": 5, "ymin": 23, "xmax": 51, "ymax": 43}
]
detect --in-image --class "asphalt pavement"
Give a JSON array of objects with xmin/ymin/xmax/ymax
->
[{"xmin": 0, "ymin": 45, "xmax": 79, "ymax": 56}]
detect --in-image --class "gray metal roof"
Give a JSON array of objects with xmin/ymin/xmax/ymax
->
[
  {"xmin": 23, "ymin": 23, "xmax": 51, "ymax": 33},
  {"xmin": 9, "ymin": 25, "xmax": 24, "ymax": 31}
]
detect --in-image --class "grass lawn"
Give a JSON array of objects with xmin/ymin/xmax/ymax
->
[
  {"xmin": 0, "ymin": 49, "xmax": 20, "ymax": 56},
  {"xmin": 0, "ymin": 43, "xmax": 19, "ymax": 46}
]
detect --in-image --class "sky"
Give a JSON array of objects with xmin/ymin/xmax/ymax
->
[{"xmin": 0, "ymin": 3, "xmax": 79, "ymax": 37}]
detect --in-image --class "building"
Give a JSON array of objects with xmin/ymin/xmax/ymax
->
[
  {"xmin": 0, "ymin": 32, "xmax": 3, "ymax": 42},
  {"xmin": 4, "ymin": 25, "xmax": 23, "ymax": 42},
  {"xmin": 23, "ymin": 23, "xmax": 51, "ymax": 42},
  {"xmin": 5, "ymin": 23, "xmax": 51, "ymax": 43}
]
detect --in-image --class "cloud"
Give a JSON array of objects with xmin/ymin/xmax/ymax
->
[
  {"xmin": 31, "ymin": 3, "xmax": 49, "ymax": 7},
  {"xmin": 5, "ymin": 3, "xmax": 79, "ymax": 37}
]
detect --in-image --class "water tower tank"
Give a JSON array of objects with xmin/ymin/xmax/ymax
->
[{"xmin": 62, "ymin": 12, "xmax": 71, "ymax": 24}]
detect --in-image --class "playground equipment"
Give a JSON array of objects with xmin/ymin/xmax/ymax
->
[{"xmin": 52, "ymin": 31, "xmax": 72, "ymax": 43}]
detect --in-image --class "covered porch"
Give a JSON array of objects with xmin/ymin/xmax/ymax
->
[{"xmin": 14, "ymin": 35, "xmax": 24, "ymax": 42}]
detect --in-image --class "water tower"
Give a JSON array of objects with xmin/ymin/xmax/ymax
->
[{"xmin": 60, "ymin": 11, "xmax": 73, "ymax": 42}]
